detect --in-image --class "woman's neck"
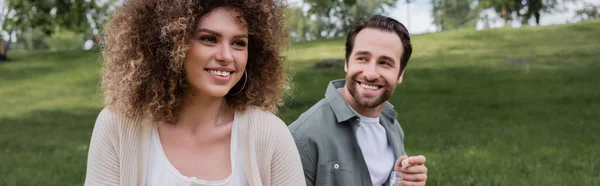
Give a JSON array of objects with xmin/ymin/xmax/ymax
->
[{"xmin": 176, "ymin": 92, "xmax": 235, "ymax": 133}]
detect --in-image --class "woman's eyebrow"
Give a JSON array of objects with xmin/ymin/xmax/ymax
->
[
  {"xmin": 197, "ymin": 28, "xmax": 219, "ymax": 36},
  {"xmin": 197, "ymin": 28, "xmax": 248, "ymax": 39}
]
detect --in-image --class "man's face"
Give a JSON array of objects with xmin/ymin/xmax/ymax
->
[{"xmin": 345, "ymin": 28, "xmax": 404, "ymax": 108}]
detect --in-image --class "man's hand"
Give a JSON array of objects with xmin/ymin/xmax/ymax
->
[{"xmin": 394, "ymin": 155, "xmax": 427, "ymax": 186}]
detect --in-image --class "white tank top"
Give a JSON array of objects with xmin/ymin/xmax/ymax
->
[{"xmin": 145, "ymin": 113, "xmax": 248, "ymax": 186}]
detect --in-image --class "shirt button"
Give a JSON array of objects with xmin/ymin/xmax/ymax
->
[{"xmin": 333, "ymin": 163, "xmax": 340, "ymax": 169}]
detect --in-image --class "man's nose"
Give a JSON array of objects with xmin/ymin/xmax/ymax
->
[{"xmin": 363, "ymin": 62, "xmax": 380, "ymax": 81}]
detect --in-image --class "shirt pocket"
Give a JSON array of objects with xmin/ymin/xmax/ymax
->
[{"xmin": 315, "ymin": 161, "xmax": 361, "ymax": 186}]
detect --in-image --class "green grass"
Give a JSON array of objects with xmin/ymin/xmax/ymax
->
[{"xmin": 2, "ymin": 20, "xmax": 600, "ymax": 185}]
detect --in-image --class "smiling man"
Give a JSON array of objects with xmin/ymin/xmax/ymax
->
[{"xmin": 289, "ymin": 15, "xmax": 428, "ymax": 186}]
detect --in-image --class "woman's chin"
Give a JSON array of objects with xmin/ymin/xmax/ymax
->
[
  {"xmin": 188, "ymin": 85, "xmax": 234, "ymax": 99},
  {"xmin": 205, "ymin": 89, "xmax": 232, "ymax": 98}
]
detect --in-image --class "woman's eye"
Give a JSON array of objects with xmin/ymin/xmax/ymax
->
[
  {"xmin": 200, "ymin": 36, "xmax": 217, "ymax": 44},
  {"xmin": 233, "ymin": 41, "xmax": 247, "ymax": 47}
]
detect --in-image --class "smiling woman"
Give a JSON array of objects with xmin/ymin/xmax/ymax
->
[
  {"xmin": 85, "ymin": 0, "xmax": 305, "ymax": 186},
  {"xmin": 184, "ymin": 7, "xmax": 250, "ymax": 100}
]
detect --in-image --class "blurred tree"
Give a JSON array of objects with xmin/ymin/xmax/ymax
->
[
  {"xmin": 304, "ymin": 0, "xmax": 395, "ymax": 38},
  {"xmin": 480, "ymin": 0, "xmax": 574, "ymax": 26},
  {"xmin": 0, "ymin": 40, "xmax": 6, "ymax": 60},
  {"xmin": 574, "ymin": 5, "xmax": 599, "ymax": 20},
  {"xmin": 0, "ymin": 1, "xmax": 15, "ymax": 61},
  {"xmin": 0, "ymin": 0, "xmax": 118, "ymax": 61},
  {"xmin": 14, "ymin": 28, "xmax": 49, "ymax": 51},
  {"xmin": 479, "ymin": 0, "xmax": 523, "ymax": 26},
  {"xmin": 44, "ymin": 27, "xmax": 86, "ymax": 51},
  {"xmin": 286, "ymin": 6, "xmax": 307, "ymax": 41},
  {"xmin": 432, "ymin": 0, "xmax": 482, "ymax": 31}
]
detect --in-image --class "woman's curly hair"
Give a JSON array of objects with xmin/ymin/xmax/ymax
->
[{"xmin": 101, "ymin": 0, "xmax": 289, "ymax": 124}]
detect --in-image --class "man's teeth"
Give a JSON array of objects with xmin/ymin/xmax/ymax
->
[
  {"xmin": 360, "ymin": 83, "xmax": 379, "ymax": 90},
  {"xmin": 207, "ymin": 70, "xmax": 231, "ymax": 77}
]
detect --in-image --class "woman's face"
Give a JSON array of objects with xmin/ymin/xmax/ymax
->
[{"xmin": 183, "ymin": 7, "xmax": 248, "ymax": 99}]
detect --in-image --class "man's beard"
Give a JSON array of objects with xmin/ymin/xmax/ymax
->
[{"xmin": 347, "ymin": 74, "xmax": 393, "ymax": 108}]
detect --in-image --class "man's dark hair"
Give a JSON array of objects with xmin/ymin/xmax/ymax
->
[{"xmin": 345, "ymin": 15, "xmax": 412, "ymax": 74}]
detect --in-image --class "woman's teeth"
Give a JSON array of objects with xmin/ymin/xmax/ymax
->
[
  {"xmin": 207, "ymin": 70, "xmax": 231, "ymax": 77},
  {"xmin": 360, "ymin": 83, "xmax": 379, "ymax": 90}
]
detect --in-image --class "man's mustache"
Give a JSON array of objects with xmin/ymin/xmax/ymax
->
[{"xmin": 352, "ymin": 75, "xmax": 388, "ymax": 87}]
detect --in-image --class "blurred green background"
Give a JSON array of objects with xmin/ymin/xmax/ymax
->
[{"xmin": 1, "ymin": 0, "xmax": 599, "ymax": 185}]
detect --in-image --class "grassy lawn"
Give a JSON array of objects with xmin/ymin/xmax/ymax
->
[{"xmin": 1, "ymin": 20, "xmax": 599, "ymax": 185}]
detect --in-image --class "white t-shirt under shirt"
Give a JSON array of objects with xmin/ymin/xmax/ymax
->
[
  {"xmin": 351, "ymin": 106, "xmax": 396, "ymax": 186},
  {"xmin": 145, "ymin": 113, "xmax": 248, "ymax": 186}
]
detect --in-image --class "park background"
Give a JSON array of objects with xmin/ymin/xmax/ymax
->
[{"xmin": 1, "ymin": 0, "xmax": 599, "ymax": 185}]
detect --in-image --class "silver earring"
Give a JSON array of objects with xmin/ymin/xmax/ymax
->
[{"xmin": 228, "ymin": 70, "xmax": 247, "ymax": 96}]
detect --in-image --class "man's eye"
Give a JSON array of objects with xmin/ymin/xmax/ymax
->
[{"xmin": 379, "ymin": 61, "xmax": 392, "ymax": 66}]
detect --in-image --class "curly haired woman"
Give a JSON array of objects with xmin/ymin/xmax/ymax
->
[{"xmin": 84, "ymin": 0, "xmax": 305, "ymax": 185}]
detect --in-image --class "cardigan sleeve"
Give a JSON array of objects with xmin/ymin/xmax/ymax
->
[
  {"xmin": 246, "ymin": 106, "xmax": 307, "ymax": 186},
  {"xmin": 84, "ymin": 108, "xmax": 121, "ymax": 186},
  {"xmin": 262, "ymin": 115, "xmax": 307, "ymax": 186}
]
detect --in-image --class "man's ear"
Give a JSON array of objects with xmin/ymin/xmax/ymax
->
[
  {"xmin": 344, "ymin": 61, "xmax": 348, "ymax": 72},
  {"xmin": 397, "ymin": 69, "xmax": 405, "ymax": 84}
]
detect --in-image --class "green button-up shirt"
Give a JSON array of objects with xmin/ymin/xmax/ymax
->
[{"xmin": 289, "ymin": 79, "xmax": 407, "ymax": 186}]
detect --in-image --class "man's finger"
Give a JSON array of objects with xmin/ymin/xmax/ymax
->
[
  {"xmin": 408, "ymin": 155, "xmax": 426, "ymax": 165},
  {"xmin": 394, "ymin": 155, "xmax": 409, "ymax": 171},
  {"xmin": 397, "ymin": 155, "xmax": 409, "ymax": 163},
  {"xmin": 402, "ymin": 173, "xmax": 427, "ymax": 182},
  {"xmin": 399, "ymin": 164, "xmax": 428, "ymax": 174}
]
